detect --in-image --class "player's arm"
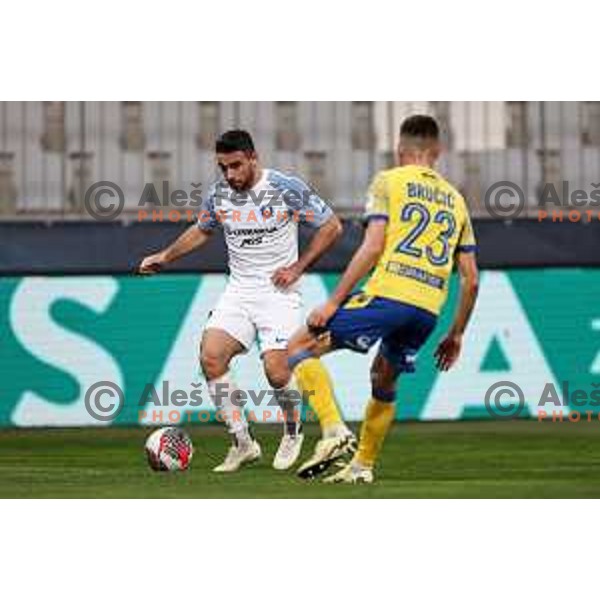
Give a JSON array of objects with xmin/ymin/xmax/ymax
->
[
  {"xmin": 272, "ymin": 175, "xmax": 343, "ymax": 289},
  {"xmin": 307, "ymin": 171, "xmax": 388, "ymax": 327},
  {"xmin": 307, "ymin": 219, "xmax": 386, "ymax": 328},
  {"xmin": 272, "ymin": 214, "xmax": 343, "ymax": 288},
  {"xmin": 139, "ymin": 187, "xmax": 219, "ymax": 274},
  {"xmin": 434, "ymin": 251, "xmax": 479, "ymax": 371},
  {"xmin": 138, "ymin": 225, "xmax": 212, "ymax": 274}
]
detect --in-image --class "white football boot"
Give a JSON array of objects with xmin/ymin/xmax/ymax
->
[
  {"xmin": 296, "ymin": 432, "xmax": 357, "ymax": 479},
  {"xmin": 324, "ymin": 461, "xmax": 374, "ymax": 484},
  {"xmin": 273, "ymin": 432, "xmax": 305, "ymax": 470},
  {"xmin": 213, "ymin": 440, "xmax": 262, "ymax": 473}
]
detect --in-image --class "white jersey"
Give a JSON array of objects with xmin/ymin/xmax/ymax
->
[{"xmin": 197, "ymin": 168, "xmax": 333, "ymax": 293}]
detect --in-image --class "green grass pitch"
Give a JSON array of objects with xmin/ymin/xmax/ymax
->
[{"xmin": 1, "ymin": 421, "xmax": 599, "ymax": 498}]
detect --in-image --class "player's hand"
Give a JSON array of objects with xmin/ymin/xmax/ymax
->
[
  {"xmin": 307, "ymin": 300, "xmax": 338, "ymax": 330},
  {"xmin": 271, "ymin": 263, "xmax": 303, "ymax": 289},
  {"xmin": 138, "ymin": 252, "xmax": 167, "ymax": 275},
  {"xmin": 434, "ymin": 333, "xmax": 462, "ymax": 371}
]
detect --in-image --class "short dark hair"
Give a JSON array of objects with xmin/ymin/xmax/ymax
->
[
  {"xmin": 215, "ymin": 129, "xmax": 256, "ymax": 154},
  {"xmin": 400, "ymin": 115, "xmax": 440, "ymax": 140}
]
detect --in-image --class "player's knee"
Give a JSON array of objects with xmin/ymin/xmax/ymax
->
[
  {"xmin": 288, "ymin": 349, "xmax": 315, "ymax": 372},
  {"xmin": 287, "ymin": 328, "xmax": 310, "ymax": 356},
  {"xmin": 370, "ymin": 365, "xmax": 397, "ymax": 403},
  {"xmin": 288, "ymin": 325, "xmax": 327, "ymax": 358},
  {"xmin": 371, "ymin": 383, "xmax": 396, "ymax": 403},
  {"xmin": 265, "ymin": 367, "xmax": 290, "ymax": 390},
  {"xmin": 200, "ymin": 349, "xmax": 229, "ymax": 381}
]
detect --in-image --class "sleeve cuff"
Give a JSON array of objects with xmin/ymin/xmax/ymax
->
[
  {"xmin": 306, "ymin": 205, "xmax": 334, "ymax": 228},
  {"xmin": 456, "ymin": 244, "xmax": 477, "ymax": 253},
  {"xmin": 196, "ymin": 221, "xmax": 216, "ymax": 231},
  {"xmin": 364, "ymin": 214, "xmax": 389, "ymax": 223}
]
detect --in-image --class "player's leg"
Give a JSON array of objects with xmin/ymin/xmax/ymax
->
[
  {"xmin": 325, "ymin": 352, "xmax": 397, "ymax": 484},
  {"xmin": 288, "ymin": 327, "xmax": 357, "ymax": 478},
  {"xmin": 289, "ymin": 293, "xmax": 392, "ymax": 479},
  {"xmin": 357, "ymin": 353, "xmax": 398, "ymax": 470},
  {"xmin": 262, "ymin": 349, "xmax": 305, "ymax": 470},
  {"xmin": 252, "ymin": 291, "xmax": 306, "ymax": 470},
  {"xmin": 326, "ymin": 302, "xmax": 438, "ymax": 483},
  {"xmin": 201, "ymin": 299, "xmax": 261, "ymax": 472},
  {"xmin": 288, "ymin": 327, "xmax": 352, "ymax": 442}
]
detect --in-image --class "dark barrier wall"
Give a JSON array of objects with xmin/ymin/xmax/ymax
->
[{"xmin": 1, "ymin": 218, "xmax": 599, "ymax": 275}]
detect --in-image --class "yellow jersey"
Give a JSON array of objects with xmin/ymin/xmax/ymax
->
[{"xmin": 362, "ymin": 165, "xmax": 476, "ymax": 316}]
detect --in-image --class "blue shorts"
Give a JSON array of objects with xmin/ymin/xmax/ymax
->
[{"xmin": 321, "ymin": 293, "xmax": 437, "ymax": 374}]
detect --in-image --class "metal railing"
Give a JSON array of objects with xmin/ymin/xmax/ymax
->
[{"xmin": 1, "ymin": 101, "xmax": 599, "ymax": 220}]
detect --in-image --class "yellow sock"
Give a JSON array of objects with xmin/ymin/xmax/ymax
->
[
  {"xmin": 293, "ymin": 358, "xmax": 343, "ymax": 431},
  {"xmin": 356, "ymin": 398, "xmax": 395, "ymax": 468}
]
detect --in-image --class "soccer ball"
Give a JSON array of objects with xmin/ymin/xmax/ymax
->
[{"xmin": 145, "ymin": 427, "xmax": 194, "ymax": 471}]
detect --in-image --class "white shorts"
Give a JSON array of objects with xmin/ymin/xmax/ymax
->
[{"xmin": 204, "ymin": 286, "xmax": 303, "ymax": 354}]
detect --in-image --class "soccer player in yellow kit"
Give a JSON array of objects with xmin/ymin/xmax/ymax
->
[{"xmin": 288, "ymin": 115, "xmax": 480, "ymax": 483}]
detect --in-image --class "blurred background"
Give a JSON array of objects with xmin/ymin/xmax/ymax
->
[
  {"xmin": 1, "ymin": 101, "xmax": 599, "ymax": 274},
  {"xmin": 1, "ymin": 101, "xmax": 599, "ymax": 219}
]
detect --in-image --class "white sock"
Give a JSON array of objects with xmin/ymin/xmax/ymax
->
[
  {"xmin": 273, "ymin": 382, "xmax": 302, "ymax": 436},
  {"xmin": 207, "ymin": 373, "xmax": 252, "ymax": 447}
]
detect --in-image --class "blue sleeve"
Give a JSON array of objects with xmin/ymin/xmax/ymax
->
[
  {"xmin": 196, "ymin": 184, "xmax": 219, "ymax": 231},
  {"xmin": 267, "ymin": 171, "xmax": 334, "ymax": 228}
]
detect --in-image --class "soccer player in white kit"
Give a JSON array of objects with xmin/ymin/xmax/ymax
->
[{"xmin": 139, "ymin": 130, "xmax": 349, "ymax": 472}]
